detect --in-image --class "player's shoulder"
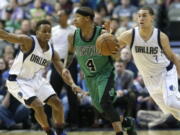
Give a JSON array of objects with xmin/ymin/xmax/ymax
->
[
  {"xmin": 159, "ymin": 30, "xmax": 168, "ymax": 40},
  {"xmin": 121, "ymin": 28, "xmax": 134, "ymax": 38},
  {"xmin": 117, "ymin": 29, "xmax": 134, "ymax": 42},
  {"xmin": 156, "ymin": 29, "xmax": 169, "ymax": 42}
]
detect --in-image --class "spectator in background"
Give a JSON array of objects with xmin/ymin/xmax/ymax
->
[
  {"xmin": 2, "ymin": 7, "xmax": 21, "ymax": 33},
  {"xmin": 29, "ymin": 19, "xmax": 37, "ymax": 34},
  {"xmin": 94, "ymin": 12, "xmax": 103, "ymax": 26},
  {"xmin": 134, "ymin": 74, "xmax": 157, "ymax": 111},
  {"xmin": 0, "ymin": 91, "xmax": 31, "ymax": 129},
  {"xmin": 0, "ymin": 20, "xmax": 12, "ymax": 56},
  {"xmin": 8, "ymin": 0, "xmax": 24, "ymax": 21},
  {"xmin": 156, "ymin": 0, "xmax": 169, "ymax": 33},
  {"xmin": 2, "ymin": 45, "xmax": 14, "ymax": 69},
  {"xmin": 114, "ymin": 60, "xmax": 137, "ymax": 117},
  {"xmin": 106, "ymin": 1, "xmax": 116, "ymax": 17},
  {"xmin": 0, "ymin": 59, "xmax": 31, "ymax": 130},
  {"xmin": 120, "ymin": 47, "xmax": 138, "ymax": 78},
  {"xmin": 20, "ymin": 19, "xmax": 31, "ymax": 35},
  {"xmin": 96, "ymin": 2, "xmax": 108, "ymax": 18},
  {"xmin": 17, "ymin": 0, "xmax": 33, "ymax": 7},
  {"xmin": 110, "ymin": 18, "xmax": 120, "ymax": 35},
  {"xmin": 50, "ymin": 9, "xmax": 79, "ymax": 130},
  {"xmin": 40, "ymin": 1, "xmax": 54, "ymax": 15},
  {"xmin": 30, "ymin": 0, "xmax": 46, "ymax": 21},
  {"xmin": 28, "ymin": 0, "xmax": 54, "ymax": 15},
  {"xmin": 58, "ymin": 0, "xmax": 73, "ymax": 11},
  {"xmin": 112, "ymin": 0, "xmax": 137, "ymax": 20},
  {"xmin": 0, "ymin": 58, "xmax": 6, "ymax": 90},
  {"xmin": 2, "ymin": 59, "xmax": 14, "ymax": 80}
]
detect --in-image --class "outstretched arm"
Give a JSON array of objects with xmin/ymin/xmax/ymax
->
[
  {"xmin": 64, "ymin": 33, "xmax": 75, "ymax": 68},
  {"xmin": 52, "ymin": 51, "xmax": 83, "ymax": 94},
  {"xmin": 0, "ymin": 29, "xmax": 32, "ymax": 52}
]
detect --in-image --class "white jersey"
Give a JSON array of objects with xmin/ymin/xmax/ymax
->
[
  {"xmin": 9, "ymin": 35, "xmax": 54, "ymax": 79},
  {"xmin": 51, "ymin": 25, "xmax": 76, "ymax": 59},
  {"xmin": 131, "ymin": 27, "xmax": 171, "ymax": 77}
]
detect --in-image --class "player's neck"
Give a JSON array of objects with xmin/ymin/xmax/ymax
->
[
  {"xmin": 38, "ymin": 39, "xmax": 49, "ymax": 51},
  {"xmin": 139, "ymin": 26, "xmax": 153, "ymax": 34},
  {"xmin": 81, "ymin": 23, "xmax": 95, "ymax": 40},
  {"xmin": 60, "ymin": 22, "xmax": 68, "ymax": 28},
  {"xmin": 139, "ymin": 26, "xmax": 154, "ymax": 41}
]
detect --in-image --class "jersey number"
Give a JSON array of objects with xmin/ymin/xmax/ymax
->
[
  {"xmin": 153, "ymin": 55, "xmax": 158, "ymax": 62},
  {"xmin": 86, "ymin": 59, "xmax": 96, "ymax": 72}
]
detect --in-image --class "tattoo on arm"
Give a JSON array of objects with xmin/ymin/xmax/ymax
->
[{"xmin": 64, "ymin": 52, "xmax": 75, "ymax": 68}]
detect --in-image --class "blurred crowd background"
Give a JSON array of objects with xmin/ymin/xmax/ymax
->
[{"xmin": 0, "ymin": 0, "xmax": 180, "ymax": 131}]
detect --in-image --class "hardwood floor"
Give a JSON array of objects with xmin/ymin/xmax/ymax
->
[{"xmin": 0, "ymin": 130, "xmax": 180, "ymax": 135}]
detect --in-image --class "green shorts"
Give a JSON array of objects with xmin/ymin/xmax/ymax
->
[{"xmin": 85, "ymin": 71, "xmax": 117, "ymax": 113}]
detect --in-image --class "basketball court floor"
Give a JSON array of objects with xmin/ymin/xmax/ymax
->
[{"xmin": 0, "ymin": 130, "xmax": 180, "ymax": 135}]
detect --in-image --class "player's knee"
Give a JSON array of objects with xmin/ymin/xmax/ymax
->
[
  {"xmin": 47, "ymin": 95, "xmax": 63, "ymax": 109},
  {"xmin": 30, "ymin": 99, "xmax": 44, "ymax": 112}
]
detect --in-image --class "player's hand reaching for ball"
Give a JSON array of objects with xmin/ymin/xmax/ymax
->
[
  {"xmin": 96, "ymin": 33, "xmax": 120, "ymax": 56},
  {"xmin": 111, "ymin": 40, "xmax": 120, "ymax": 55}
]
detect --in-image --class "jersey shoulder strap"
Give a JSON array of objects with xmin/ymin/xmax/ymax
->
[{"xmin": 130, "ymin": 28, "xmax": 135, "ymax": 50}]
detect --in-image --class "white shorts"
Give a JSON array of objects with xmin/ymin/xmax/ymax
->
[
  {"xmin": 6, "ymin": 75, "xmax": 56, "ymax": 105},
  {"xmin": 143, "ymin": 66, "xmax": 180, "ymax": 120}
]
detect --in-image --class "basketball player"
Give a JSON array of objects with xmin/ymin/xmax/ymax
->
[
  {"xmin": 65, "ymin": 7, "xmax": 136, "ymax": 135},
  {"xmin": 0, "ymin": 20, "xmax": 83, "ymax": 135},
  {"xmin": 116, "ymin": 6, "xmax": 180, "ymax": 121}
]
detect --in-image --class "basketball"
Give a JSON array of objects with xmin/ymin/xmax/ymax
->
[{"xmin": 96, "ymin": 33, "xmax": 118, "ymax": 56}]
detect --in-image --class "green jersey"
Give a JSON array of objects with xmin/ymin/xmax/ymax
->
[{"xmin": 74, "ymin": 26, "xmax": 114, "ymax": 77}]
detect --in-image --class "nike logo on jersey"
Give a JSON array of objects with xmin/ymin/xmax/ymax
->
[
  {"xmin": 135, "ymin": 46, "xmax": 158, "ymax": 54},
  {"xmin": 30, "ymin": 54, "xmax": 48, "ymax": 66}
]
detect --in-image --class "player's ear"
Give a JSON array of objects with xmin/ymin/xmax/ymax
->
[
  {"xmin": 151, "ymin": 15, "xmax": 154, "ymax": 23},
  {"xmin": 85, "ymin": 16, "xmax": 91, "ymax": 22}
]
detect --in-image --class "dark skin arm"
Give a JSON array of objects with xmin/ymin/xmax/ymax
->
[
  {"xmin": 52, "ymin": 50, "xmax": 84, "ymax": 94},
  {"xmin": 0, "ymin": 29, "xmax": 32, "ymax": 52},
  {"xmin": 64, "ymin": 33, "xmax": 75, "ymax": 68},
  {"xmin": 65, "ymin": 33, "xmax": 89, "ymax": 96}
]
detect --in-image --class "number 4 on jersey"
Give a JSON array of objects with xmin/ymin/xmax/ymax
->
[{"xmin": 86, "ymin": 59, "xmax": 96, "ymax": 72}]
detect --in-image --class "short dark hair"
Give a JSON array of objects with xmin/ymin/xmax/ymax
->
[
  {"xmin": 76, "ymin": 7, "xmax": 95, "ymax": 20},
  {"xmin": 35, "ymin": 20, "xmax": 51, "ymax": 31},
  {"xmin": 139, "ymin": 6, "xmax": 154, "ymax": 15}
]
